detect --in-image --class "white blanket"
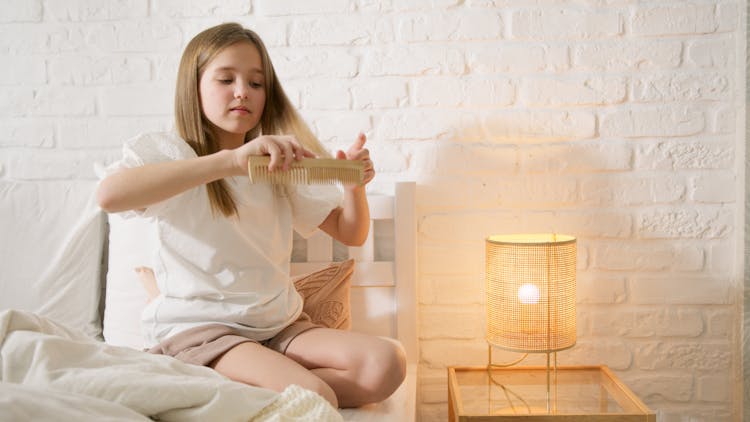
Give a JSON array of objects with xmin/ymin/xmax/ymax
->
[{"xmin": 0, "ymin": 309, "xmax": 343, "ymax": 421}]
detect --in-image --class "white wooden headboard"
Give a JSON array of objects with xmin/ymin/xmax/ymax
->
[{"xmin": 290, "ymin": 182, "xmax": 417, "ymax": 364}]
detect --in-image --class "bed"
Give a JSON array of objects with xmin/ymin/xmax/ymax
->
[{"xmin": 0, "ymin": 178, "xmax": 417, "ymax": 421}]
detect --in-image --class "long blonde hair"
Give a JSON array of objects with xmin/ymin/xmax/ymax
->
[{"xmin": 174, "ymin": 22, "xmax": 329, "ymax": 217}]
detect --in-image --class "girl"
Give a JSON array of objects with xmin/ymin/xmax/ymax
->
[{"xmin": 96, "ymin": 22, "xmax": 406, "ymax": 408}]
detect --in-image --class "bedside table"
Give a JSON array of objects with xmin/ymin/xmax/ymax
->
[{"xmin": 448, "ymin": 365, "xmax": 655, "ymax": 421}]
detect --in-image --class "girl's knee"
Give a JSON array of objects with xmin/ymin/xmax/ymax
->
[
  {"xmin": 362, "ymin": 339, "xmax": 407, "ymax": 401},
  {"xmin": 298, "ymin": 374, "xmax": 338, "ymax": 408}
]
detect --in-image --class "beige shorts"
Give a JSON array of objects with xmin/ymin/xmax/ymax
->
[{"xmin": 147, "ymin": 314, "xmax": 320, "ymax": 366}]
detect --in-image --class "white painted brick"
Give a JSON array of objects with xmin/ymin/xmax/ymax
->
[
  {"xmin": 255, "ymin": 0, "xmax": 351, "ymax": 16},
  {"xmin": 87, "ymin": 21, "xmax": 183, "ymax": 52},
  {"xmin": 412, "ymin": 78, "xmax": 463, "ymax": 107},
  {"xmin": 632, "ymin": 72, "xmax": 731, "ymax": 102},
  {"xmin": 572, "ymin": 40, "xmax": 682, "ymax": 71},
  {"xmin": 466, "ymin": 43, "xmax": 546, "ymax": 73},
  {"xmin": 32, "ymin": 87, "xmax": 97, "ymax": 116},
  {"xmin": 152, "ymin": 55, "xmax": 180, "ymax": 82},
  {"xmin": 629, "ymin": 276, "xmax": 732, "ymax": 305},
  {"xmin": 290, "ymin": 16, "xmax": 374, "ymax": 46},
  {"xmin": 99, "ymin": 85, "xmax": 173, "ymax": 116},
  {"xmin": 271, "ymin": 48, "xmax": 358, "ymax": 80},
  {"xmin": 502, "ymin": 176, "xmax": 579, "ymax": 209},
  {"xmin": 686, "ymin": 38, "xmax": 734, "ymax": 68},
  {"xmin": 420, "ymin": 305, "xmax": 485, "ymax": 339},
  {"xmin": 300, "ymin": 80, "xmax": 350, "ymax": 110},
  {"xmin": 45, "ymin": 0, "xmax": 148, "ymax": 21},
  {"xmin": 635, "ymin": 139, "xmax": 734, "ymax": 170},
  {"xmin": 600, "ymin": 106, "xmax": 705, "ymax": 138},
  {"xmin": 0, "ymin": 119, "xmax": 55, "ymax": 147},
  {"xmin": 523, "ymin": 210, "xmax": 632, "ymax": 239},
  {"xmin": 0, "ymin": 88, "xmax": 34, "ymax": 117},
  {"xmin": 58, "ymin": 117, "xmax": 172, "ymax": 149},
  {"xmin": 637, "ymin": 207, "xmax": 732, "ymax": 239},
  {"xmin": 593, "ymin": 241, "xmax": 704, "ymax": 272},
  {"xmin": 152, "ymin": 0, "xmax": 251, "ymax": 17},
  {"xmin": 631, "ymin": 4, "xmax": 718, "ymax": 36},
  {"xmin": 413, "ymin": 174, "xmax": 517, "ymax": 213},
  {"xmin": 716, "ymin": 1, "xmax": 738, "ymax": 32},
  {"xmin": 634, "ymin": 341, "xmax": 731, "ymax": 372},
  {"xmin": 511, "ymin": 8, "xmax": 622, "ymax": 40},
  {"xmin": 521, "ymin": 141, "xmax": 632, "ymax": 173},
  {"xmin": 351, "ymin": 78, "xmax": 408, "ymax": 109},
  {"xmin": 520, "ymin": 76, "xmax": 626, "ymax": 106},
  {"xmin": 711, "ymin": 104, "xmax": 736, "ymax": 134},
  {"xmin": 624, "ymin": 373, "xmax": 693, "ymax": 402},
  {"xmin": 408, "ymin": 142, "xmax": 518, "ymax": 177},
  {"xmin": 0, "ymin": 25, "xmax": 45, "ymax": 54},
  {"xmin": 398, "ymin": 11, "xmax": 502, "ymax": 42},
  {"xmin": 708, "ymin": 240, "xmax": 734, "ymax": 275},
  {"xmin": 484, "ymin": 110, "xmax": 596, "ymax": 142},
  {"xmin": 631, "ymin": 308, "xmax": 704, "ymax": 338},
  {"xmin": 689, "ymin": 172, "xmax": 736, "ymax": 203},
  {"xmin": 696, "ymin": 373, "xmax": 733, "ymax": 402},
  {"xmin": 418, "ymin": 242, "xmax": 483, "ymax": 277},
  {"xmin": 589, "ymin": 308, "xmax": 634, "ymax": 337},
  {"xmin": 310, "ymin": 112, "xmax": 373, "ymax": 143},
  {"xmin": 564, "ymin": 339, "xmax": 633, "ymax": 370},
  {"xmin": 580, "ymin": 174, "xmax": 686, "ymax": 206},
  {"xmin": 0, "ymin": 0, "xmax": 42, "ymax": 22},
  {"xmin": 377, "ymin": 110, "xmax": 476, "ymax": 141},
  {"xmin": 577, "ymin": 272, "xmax": 627, "ymax": 304},
  {"xmin": 420, "ymin": 211, "xmax": 518, "ymax": 242},
  {"xmin": 420, "ymin": 338, "xmax": 487, "ymax": 368},
  {"xmin": 705, "ymin": 308, "xmax": 733, "ymax": 338},
  {"xmin": 362, "ymin": 45, "xmax": 464, "ymax": 76},
  {"xmin": 6, "ymin": 149, "xmax": 114, "ymax": 180},
  {"xmin": 423, "ymin": 275, "xmax": 485, "ymax": 305},
  {"xmin": 0, "ymin": 56, "xmax": 45, "ymax": 85},
  {"xmin": 464, "ymin": 78, "xmax": 515, "ymax": 107},
  {"xmin": 48, "ymin": 55, "xmax": 151, "ymax": 85},
  {"xmin": 239, "ymin": 19, "xmax": 288, "ymax": 47}
]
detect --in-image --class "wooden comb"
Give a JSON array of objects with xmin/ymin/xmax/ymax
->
[{"xmin": 247, "ymin": 156, "xmax": 365, "ymax": 185}]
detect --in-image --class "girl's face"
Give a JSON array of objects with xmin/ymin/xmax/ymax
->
[{"xmin": 199, "ymin": 41, "xmax": 266, "ymax": 149}]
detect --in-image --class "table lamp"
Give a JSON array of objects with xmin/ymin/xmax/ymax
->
[{"xmin": 485, "ymin": 233, "xmax": 576, "ymax": 411}]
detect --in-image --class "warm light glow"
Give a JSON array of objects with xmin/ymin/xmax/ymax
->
[
  {"xmin": 485, "ymin": 233, "xmax": 577, "ymax": 353},
  {"xmin": 517, "ymin": 283, "xmax": 540, "ymax": 304}
]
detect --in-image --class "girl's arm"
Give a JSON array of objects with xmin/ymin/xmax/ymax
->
[
  {"xmin": 318, "ymin": 133, "xmax": 375, "ymax": 246},
  {"xmin": 97, "ymin": 135, "xmax": 314, "ymax": 213}
]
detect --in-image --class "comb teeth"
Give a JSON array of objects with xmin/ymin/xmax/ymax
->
[{"xmin": 247, "ymin": 156, "xmax": 365, "ymax": 186}]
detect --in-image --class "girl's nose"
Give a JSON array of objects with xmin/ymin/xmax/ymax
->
[{"xmin": 234, "ymin": 84, "xmax": 249, "ymax": 99}]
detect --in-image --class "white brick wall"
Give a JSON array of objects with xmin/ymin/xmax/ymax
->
[{"xmin": 0, "ymin": 1, "xmax": 744, "ymax": 421}]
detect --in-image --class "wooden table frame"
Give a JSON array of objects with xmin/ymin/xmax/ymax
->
[{"xmin": 448, "ymin": 365, "xmax": 655, "ymax": 422}]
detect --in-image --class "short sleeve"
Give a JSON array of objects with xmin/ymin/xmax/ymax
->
[
  {"xmin": 289, "ymin": 184, "xmax": 343, "ymax": 238},
  {"xmin": 100, "ymin": 132, "xmax": 198, "ymax": 219}
]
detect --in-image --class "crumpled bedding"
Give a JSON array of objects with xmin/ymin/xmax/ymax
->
[{"xmin": 0, "ymin": 309, "xmax": 342, "ymax": 422}]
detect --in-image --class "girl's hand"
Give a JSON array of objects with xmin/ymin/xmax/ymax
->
[
  {"xmin": 231, "ymin": 134, "xmax": 315, "ymax": 176},
  {"xmin": 336, "ymin": 133, "xmax": 375, "ymax": 187}
]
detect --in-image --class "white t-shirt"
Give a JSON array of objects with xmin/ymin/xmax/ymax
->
[{"xmin": 106, "ymin": 131, "xmax": 342, "ymax": 347}]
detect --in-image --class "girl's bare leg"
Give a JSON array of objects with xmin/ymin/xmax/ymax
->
[
  {"xmin": 210, "ymin": 341, "xmax": 339, "ymax": 407},
  {"xmin": 284, "ymin": 328, "xmax": 407, "ymax": 408}
]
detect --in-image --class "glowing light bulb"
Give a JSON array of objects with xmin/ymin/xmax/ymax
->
[{"xmin": 518, "ymin": 283, "xmax": 540, "ymax": 305}]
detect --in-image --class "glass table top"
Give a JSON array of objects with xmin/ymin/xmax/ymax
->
[{"xmin": 452, "ymin": 366, "xmax": 649, "ymax": 417}]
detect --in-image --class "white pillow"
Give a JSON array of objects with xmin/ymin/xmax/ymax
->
[
  {"xmin": 0, "ymin": 180, "xmax": 105, "ymax": 338},
  {"xmin": 102, "ymin": 211, "xmax": 157, "ymax": 350}
]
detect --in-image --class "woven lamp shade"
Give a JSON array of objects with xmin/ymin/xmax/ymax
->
[{"xmin": 485, "ymin": 234, "xmax": 576, "ymax": 354}]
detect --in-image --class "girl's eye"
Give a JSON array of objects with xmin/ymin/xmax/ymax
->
[
  {"xmin": 250, "ymin": 82, "xmax": 263, "ymax": 89},
  {"xmin": 218, "ymin": 79, "xmax": 233, "ymax": 84}
]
